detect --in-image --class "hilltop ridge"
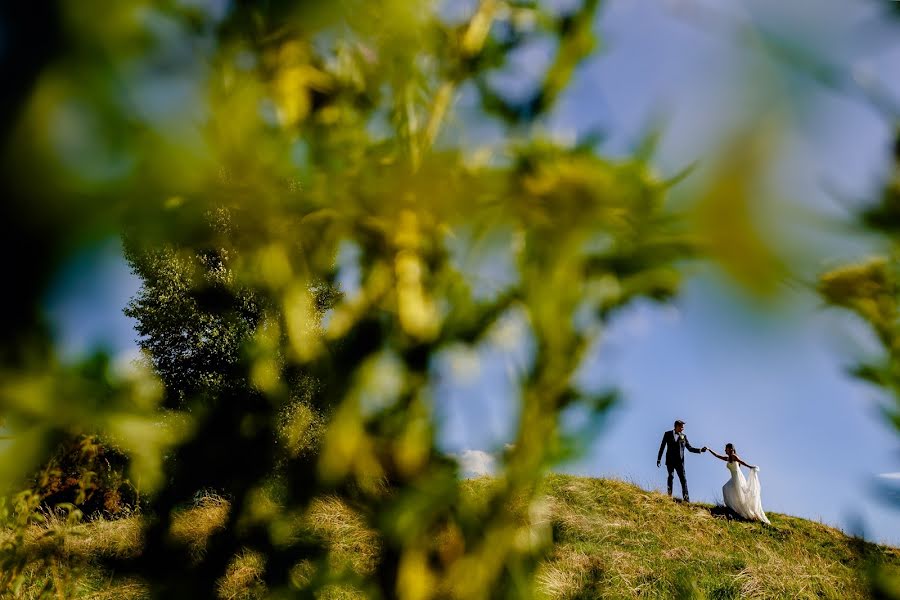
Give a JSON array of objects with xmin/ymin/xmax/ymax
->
[{"xmin": 532, "ymin": 474, "xmax": 899, "ymax": 598}]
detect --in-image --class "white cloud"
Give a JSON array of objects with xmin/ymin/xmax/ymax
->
[
  {"xmin": 455, "ymin": 449, "xmax": 497, "ymax": 478},
  {"xmin": 878, "ymin": 472, "xmax": 900, "ymax": 480}
]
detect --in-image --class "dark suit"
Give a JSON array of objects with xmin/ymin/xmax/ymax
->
[{"xmin": 657, "ymin": 430, "xmax": 701, "ymax": 501}]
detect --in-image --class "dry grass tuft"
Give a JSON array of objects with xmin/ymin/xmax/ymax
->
[
  {"xmin": 217, "ymin": 549, "xmax": 266, "ymax": 600},
  {"xmin": 536, "ymin": 548, "xmax": 597, "ymax": 599},
  {"xmin": 64, "ymin": 515, "xmax": 144, "ymax": 559},
  {"xmin": 306, "ymin": 495, "xmax": 379, "ymax": 575},
  {"xmin": 170, "ymin": 494, "xmax": 231, "ymax": 560},
  {"xmin": 82, "ymin": 577, "xmax": 147, "ymax": 600}
]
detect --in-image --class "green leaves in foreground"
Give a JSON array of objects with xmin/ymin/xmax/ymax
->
[
  {"xmin": 0, "ymin": 1, "xmax": 695, "ymax": 597},
  {"xmin": 818, "ymin": 131, "xmax": 900, "ymax": 596}
]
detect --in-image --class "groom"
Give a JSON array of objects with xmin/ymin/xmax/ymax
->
[{"xmin": 656, "ymin": 419, "xmax": 706, "ymax": 502}]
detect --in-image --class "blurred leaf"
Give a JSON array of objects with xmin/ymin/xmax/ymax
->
[{"xmin": 693, "ymin": 137, "xmax": 786, "ymax": 296}]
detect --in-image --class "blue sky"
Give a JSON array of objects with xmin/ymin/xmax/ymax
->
[
  {"xmin": 442, "ymin": 0, "xmax": 900, "ymax": 544},
  {"xmin": 43, "ymin": 0, "xmax": 900, "ymax": 544}
]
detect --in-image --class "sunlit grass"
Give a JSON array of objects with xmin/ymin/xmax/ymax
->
[
  {"xmin": 536, "ymin": 475, "xmax": 894, "ymax": 599},
  {"xmin": 8, "ymin": 474, "xmax": 897, "ymax": 599}
]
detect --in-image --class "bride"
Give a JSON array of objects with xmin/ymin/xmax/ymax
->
[{"xmin": 706, "ymin": 443, "xmax": 771, "ymax": 524}]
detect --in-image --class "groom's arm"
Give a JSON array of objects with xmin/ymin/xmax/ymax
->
[
  {"xmin": 657, "ymin": 434, "xmax": 667, "ymax": 465},
  {"xmin": 684, "ymin": 435, "xmax": 702, "ymax": 454}
]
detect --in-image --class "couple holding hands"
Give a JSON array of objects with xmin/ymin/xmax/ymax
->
[{"xmin": 657, "ymin": 419, "xmax": 770, "ymax": 524}]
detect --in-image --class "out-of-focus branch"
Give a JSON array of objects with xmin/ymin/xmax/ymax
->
[{"xmin": 422, "ymin": 0, "xmax": 500, "ymax": 154}]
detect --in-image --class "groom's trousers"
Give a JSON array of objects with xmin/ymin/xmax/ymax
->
[{"xmin": 666, "ymin": 463, "xmax": 689, "ymax": 501}]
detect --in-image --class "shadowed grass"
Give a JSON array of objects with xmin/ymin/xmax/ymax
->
[{"xmin": 6, "ymin": 475, "xmax": 898, "ymax": 598}]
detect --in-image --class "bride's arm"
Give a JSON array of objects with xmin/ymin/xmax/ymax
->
[
  {"xmin": 734, "ymin": 454, "xmax": 756, "ymax": 469},
  {"xmin": 707, "ymin": 449, "xmax": 728, "ymax": 461}
]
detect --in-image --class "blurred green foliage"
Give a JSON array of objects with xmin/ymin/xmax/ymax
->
[
  {"xmin": 818, "ymin": 131, "xmax": 900, "ymax": 597},
  {"xmin": 819, "ymin": 133, "xmax": 900, "ymax": 434},
  {"xmin": 0, "ymin": 1, "xmax": 693, "ymax": 597},
  {"xmin": 2, "ymin": 0, "xmax": 897, "ymax": 598}
]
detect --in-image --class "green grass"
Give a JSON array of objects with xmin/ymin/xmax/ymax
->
[
  {"xmin": 534, "ymin": 475, "xmax": 899, "ymax": 599},
  {"xmin": 6, "ymin": 474, "xmax": 899, "ymax": 599}
]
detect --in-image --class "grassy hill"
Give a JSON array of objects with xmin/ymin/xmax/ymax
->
[
  {"xmin": 532, "ymin": 476, "xmax": 899, "ymax": 599},
  {"xmin": 8, "ymin": 474, "xmax": 900, "ymax": 599}
]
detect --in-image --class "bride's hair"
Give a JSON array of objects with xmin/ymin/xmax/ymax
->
[{"xmin": 725, "ymin": 443, "xmax": 734, "ymax": 453}]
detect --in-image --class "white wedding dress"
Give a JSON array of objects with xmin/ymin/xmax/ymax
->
[{"xmin": 723, "ymin": 460, "xmax": 770, "ymax": 524}]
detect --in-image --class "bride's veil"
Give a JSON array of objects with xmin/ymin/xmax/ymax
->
[{"xmin": 746, "ymin": 468, "xmax": 771, "ymax": 524}]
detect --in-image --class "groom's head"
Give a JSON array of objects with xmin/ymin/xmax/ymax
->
[{"xmin": 674, "ymin": 420, "xmax": 685, "ymax": 433}]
